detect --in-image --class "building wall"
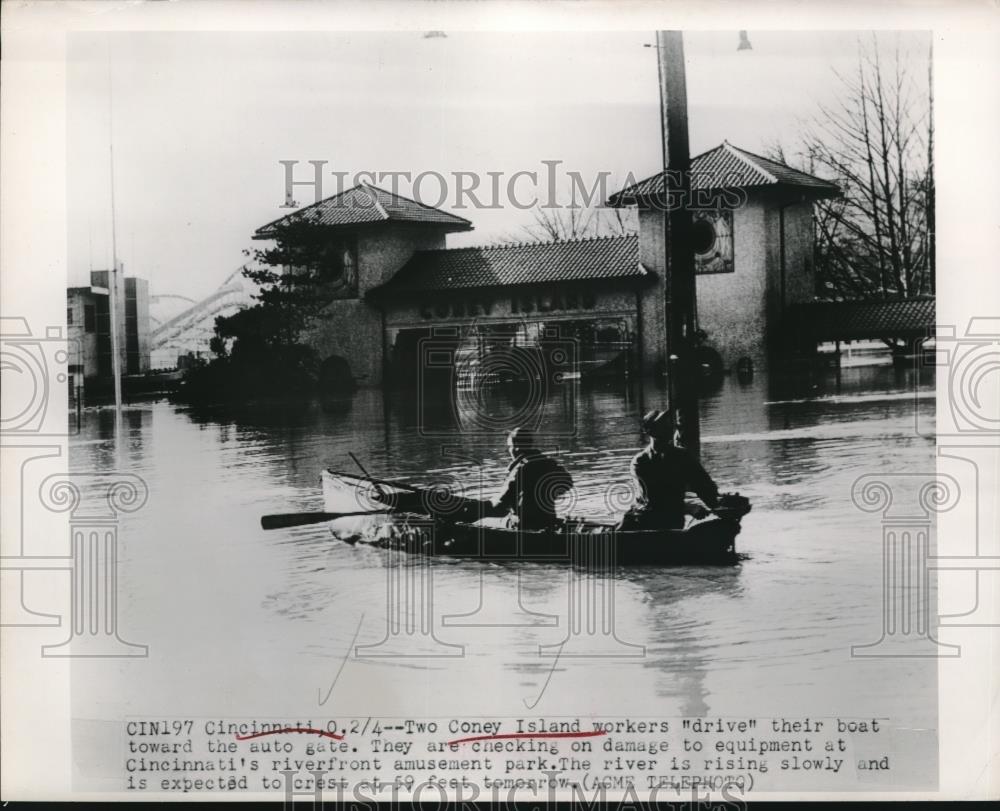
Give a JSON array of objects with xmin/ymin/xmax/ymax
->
[
  {"xmin": 66, "ymin": 288, "xmax": 102, "ymax": 386},
  {"xmin": 637, "ymin": 209, "xmax": 668, "ymax": 378},
  {"xmin": 357, "ymin": 223, "xmax": 447, "ymax": 293},
  {"xmin": 760, "ymin": 196, "xmax": 815, "ymax": 356},
  {"xmin": 381, "ymin": 285, "xmax": 641, "ymax": 386},
  {"xmin": 300, "ymin": 196, "xmax": 818, "ymax": 386},
  {"xmin": 90, "ymin": 269, "xmax": 128, "ymax": 377},
  {"xmin": 303, "ymin": 222, "xmax": 450, "ymax": 385},
  {"xmin": 638, "ymin": 192, "xmax": 817, "ymax": 374},
  {"xmin": 70, "ymin": 272, "xmax": 152, "ymax": 387},
  {"xmin": 125, "ymin": 277, "xmax": 151, "ymax": 374},
  {"xmin": 778, "ymin": 200, "xmax": 816, "ymax": 306},
  {"xmin": 307, "ymin": 300, "xmax": 384, "ymax": 385},
  {"xmin": 383, "ymin": 285, "xmax": 637, "ymax": 331},
  {"xmin": 696, "ymin": 199, "xmax": 771, "ymax": 367}
]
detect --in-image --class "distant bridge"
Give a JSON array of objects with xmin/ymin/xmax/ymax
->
[
  {"xmin": 149, "ymin": 293, "xmax": 197, "ymax": 328},
  {"xmin": 150, "ymin": 269, "xmax": 257, "ymax": 367}
]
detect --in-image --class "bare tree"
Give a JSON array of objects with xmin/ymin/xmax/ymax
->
[
  {"xmin": 925, "ymin": 38, "xmax": 935, "ymax": 292},
  {"xmin": 518, "ymin": 203, "xmax": 638, "ymax": 243},
  {"xmin": 774, "ymin": 34, "xmax": 933, "ymax": 301},
  {"xmin": 600, "ymin": 205, "xmax": 639, "ymax": 238}
]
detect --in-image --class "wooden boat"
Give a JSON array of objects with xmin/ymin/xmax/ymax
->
[{"xmin": 321, "ymin": 469, "xmax": 750, "ymax": 566}]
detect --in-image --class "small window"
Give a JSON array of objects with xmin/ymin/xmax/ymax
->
[
  {"xmin": 67, "ymin": 307, "xmax": 74, "ymax": 325},
  {"xmin": 319, "ymin": 239, "xmax": 358, "ymax": 297},
  {"xmin": 342, "ymin": 245, "xmax": 357, "ymax": 290},
  {"xmin": 693, "ymin": 210, "xmax": 735, "ymax": 274},
  {"xmin": 84, "ymin": 304, "xmax": 97, "ymax": 333}
]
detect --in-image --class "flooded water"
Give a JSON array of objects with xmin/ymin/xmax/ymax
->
[{"xmin": 67, "ymin": 362, "xmax": 938, "ymax": 789}]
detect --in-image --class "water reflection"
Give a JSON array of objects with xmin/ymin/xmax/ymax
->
[
  {"xmin": 67, "ymin": 361, "xmax": 937, "ymax": 735},
  {"xmin": 627, "ymin": 566, "xmax": 746, "ymax": 715}
]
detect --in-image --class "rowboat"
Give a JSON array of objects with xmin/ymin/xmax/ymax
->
[{"xmin": 320, "ymin": 470, "xmax": 750, "ymax": 566}]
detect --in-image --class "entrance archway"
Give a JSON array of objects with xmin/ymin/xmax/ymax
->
[{"xmin": 318, "ymin": 355, "xmax": 355, "ymax": 393}]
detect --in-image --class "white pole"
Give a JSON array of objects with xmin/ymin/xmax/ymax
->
[
  {"xmin": 109, "ymin": 261, "xmax": 123, "ymax": 410},
  {"xmin": 108, "ymin": 47, "xmax": 124, "ymax": 429}
]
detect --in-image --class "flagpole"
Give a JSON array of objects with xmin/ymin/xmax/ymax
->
[{"xmin": 108, "ymin": 47, "xmax": 124, "ymax": 438}]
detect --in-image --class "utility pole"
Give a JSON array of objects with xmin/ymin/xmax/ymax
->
[{"xmin": 655, "ymin": 30, "xmax": 700, "ymax": 457}]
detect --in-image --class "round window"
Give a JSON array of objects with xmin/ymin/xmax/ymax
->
[{"xmin": 691, "ymin": 218, "xmax": 717, "ymax": 255}]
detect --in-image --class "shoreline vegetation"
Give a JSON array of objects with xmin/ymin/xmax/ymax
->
[
  {"xmin": 174, "ymin": 343, "xmax": 355, "ymax": 405},
  {"xmin": 171, "ymin": 217, "xmax": 358, "ymax": 405}
]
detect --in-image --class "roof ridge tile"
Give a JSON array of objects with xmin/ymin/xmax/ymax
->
[
  {"xmin": 360, "ymin": 180, "xmax": 390, "ymax": 221},
  {"xmin": 610, "ymin": 141, "xmax": 839, "ymax": 205},
  {"xmin": 376, "ymin": 232, "xmax": 642, "ymax": 295},
  {"xmin": 724, "ymin": 142, "xmax": 778, "ymax": 184},
  {"xmin": 254, "ymin": 179, "xmax": 472, "ymax": 237}
]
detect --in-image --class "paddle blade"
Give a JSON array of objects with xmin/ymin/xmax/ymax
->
[
  {"xmin": 260, "ymin": 509, "xmax": 391, "ymax": 531},
  {"xmin": 261, "ymin": 512, "xmax": 342, "ymax": 530}
]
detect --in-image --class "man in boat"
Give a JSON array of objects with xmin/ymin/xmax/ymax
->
[
  {"xmin": 462, "ymin": 427, "xmax": 573, "ymax": 530},
  {"xmin": 619, "ymin": 409, "xmax": 719, "ymax": 531}
]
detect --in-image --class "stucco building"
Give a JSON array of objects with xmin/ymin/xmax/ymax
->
[
  {"xmin": 252, "ymin": 142, "xmax": 838, "ymax": 386},
  {"xmin": 67, "ymin": 269, "xmax": 151, "ymax": 394}
]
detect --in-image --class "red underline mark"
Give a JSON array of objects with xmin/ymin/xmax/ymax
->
[
  {"xmin": 234, "ymin": 727, "xmax": 345, "ymax": 742},
  {"xmin": 446, "ymin": 731, "xmax": 607, "ymax": 747}
]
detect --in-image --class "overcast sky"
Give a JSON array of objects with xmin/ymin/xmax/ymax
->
[{"xmin": 67, "ymin": 30, "xmax": 930, "ymax": 300}]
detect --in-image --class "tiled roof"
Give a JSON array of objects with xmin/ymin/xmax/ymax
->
[
  {"xmin": 254, "ymin": 182, "xmax": 473, "ymax": 237},
  {"xmin": 371, "ymin": 234, "xmax": 646, "ymax": 295},
  {"xmin": 610, "ymin": 142, "xmax": 840, "ymax": 205},
  {"xmin": 784, "ymin": 297, "xmax": 935, "ymax": 342}
]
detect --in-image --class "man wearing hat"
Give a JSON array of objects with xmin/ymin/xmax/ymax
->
[
  {"xmin": 467, "ymin": 427, "xmax": 574, "ymax": 530},
  {"xmin": 620, "ymin": 409, "xmax": 719, "ymax": 530}
]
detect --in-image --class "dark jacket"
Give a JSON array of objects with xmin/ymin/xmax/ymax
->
[
  {"xmin": 628, "ymin": 443, "xmax": 719, "ymax": 528},
  {"xmin": 491, "ymin": 450, "xmax": 573, "ymax": 529}
]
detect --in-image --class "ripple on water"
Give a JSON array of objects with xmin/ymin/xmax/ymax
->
[{"xmin": 69, "ymin": 367, "xmax": 936, "ymax": 722}]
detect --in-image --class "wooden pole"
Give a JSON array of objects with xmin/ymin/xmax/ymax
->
[{"xmin": 655, "ymin": 31, "xmax": 700, "ymax": 456}]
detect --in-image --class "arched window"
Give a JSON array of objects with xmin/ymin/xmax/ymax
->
[
  {"xmin": 319, "ymin": 239, "xmax": 358, "ymax": 297},
  {"xmin": 342, "ymin": 246, "xmax": 356, "ymax": 291}
]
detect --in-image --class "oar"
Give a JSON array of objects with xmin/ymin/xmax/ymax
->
[
  {"xmin": 261, "ymin": 509, "xmax": 394, "ymax": 531},
  {"xmin": 343, "ymin": 455, "xmax": 429, "ymax": 496},
  {"xmin": 341, "ymin": 455, "xmax": 488, "ymax": 519},
  {"xmin": 344, "ymin": 455, "xmax": 449, "ymax": 512},
  {"xmin": 349, "ymin": 452, "xmax": 390, "ymax": 500}
]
